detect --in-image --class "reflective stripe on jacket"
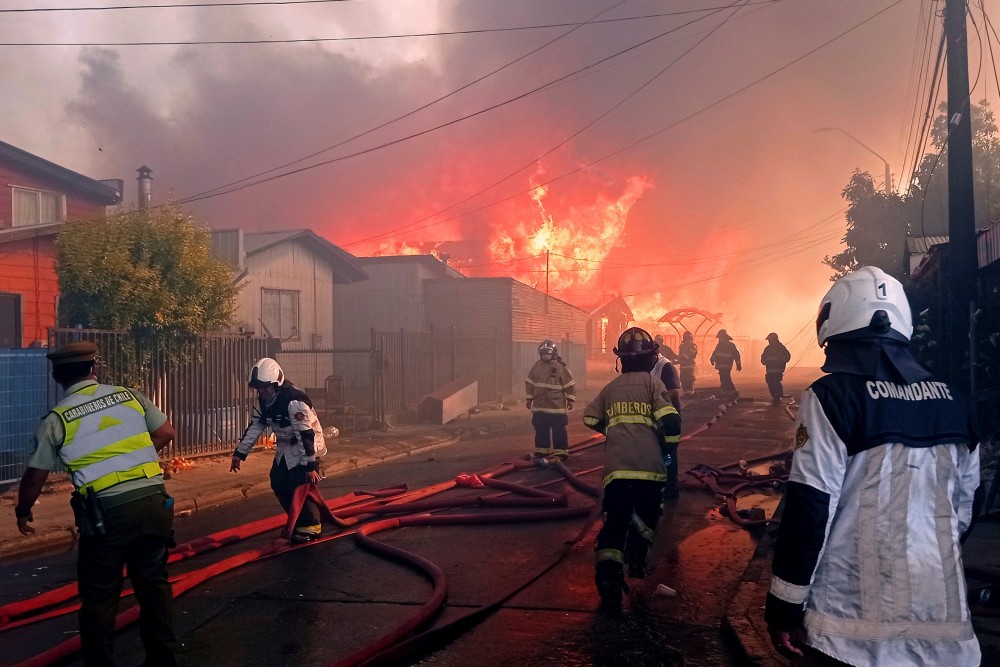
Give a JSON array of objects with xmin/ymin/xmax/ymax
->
[
  {"xmin": 760, "ymin": 342, "xmax": 791, "ymax": 373},
  {"xmin": 52, "ymin": 383, "xmax": 160, "ymax": 495},
  {"xmin": 526, "ymin": 359, "xmax": 575, "ymax": 413},
  {"xmin": 710, "ymin": 340, "xmax": 740, "ymax": 369},
  {"xmin": 766, "ymin": 377, "xmax": 980, "ymax": 666},
  {"xmin": 582, "ymin": 373, "xmax": 679, "ymax": 486},
  {"xmin": 678, "ymin": 342, "xmax": 697, "ymax": 369}
]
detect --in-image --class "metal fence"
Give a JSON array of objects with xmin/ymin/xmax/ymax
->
[
  {"xmin": 48, "ymin": 329, "xmax": 272, "ymax": 458},
  {"xmin": 0, "ymin": 349, "xmax": 53, "ymax": 485},
  {"xmin": 277, "ymin": 328, "xmax": 506, "ymax": 429}
]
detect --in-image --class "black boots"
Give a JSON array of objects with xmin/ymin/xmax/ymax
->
[{"xmin": 596, "ymin": 560, "xmax": 627, "ymax": 611}]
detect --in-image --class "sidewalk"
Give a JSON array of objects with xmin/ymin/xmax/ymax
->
[{"xmin": 0, "ymin": 403, "xmax": 520, "ymax": 561}]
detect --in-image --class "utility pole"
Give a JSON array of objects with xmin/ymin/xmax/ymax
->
[
  {"xmin": 945, "ymin": 0, "xmax": 978, "ymax": 397},
  {"xmin": 545, "ymin": 249, "xmax": 550, "ymax": 314}
]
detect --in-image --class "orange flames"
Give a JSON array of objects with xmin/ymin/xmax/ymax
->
[{"xmin": 486, "ymin": 175, "xmax": 651, "ymax": 292}]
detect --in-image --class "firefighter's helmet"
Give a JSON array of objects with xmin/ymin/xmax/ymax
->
[
  {"xmin": 682, "ymin": 331, "xmax": 693, "ymax": 341},
  {"xmin": 248, "ymin": 357, "xmax": 285, "ymax": 388},
  {"xmin": 614, "ymin": 327, "xmax": 658, "ymax": 358},
  {"xmin": 716, "ymin": 329, "xmax": 733, "ymax": 341},
  {"xmin": 538, "ymin": 339, "xmax": 558, "ymax": 361},
  {"xmin": 766, "ymin": 332, "xmax": 779, "ymax": 342},
  {"xmin": 816, "ymin": 266, "xmax": 912, "ymax": 346}
]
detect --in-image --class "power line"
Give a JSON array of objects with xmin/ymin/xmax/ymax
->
[
  {"xmin": 344, "ymin": 0, "xmax": 902, "ymax": 250},
  {"xmin": 175, "ymin": 2, "xmax": 745, "ymax": 207},
  {"xmin": 343, "ymin": 0, "xmax": 763, "ymax": 248},
  {"xmin": 0, "ymin": 6, "xmax": 783, "ymax": 45},
  {"xmin": 0, "ymin": 0, "xmax": 356, "ymax": 13}
]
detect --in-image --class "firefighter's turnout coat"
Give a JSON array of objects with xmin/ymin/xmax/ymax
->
[
  {"xmin": 765, "ymin": 372, "xmax": 981, "ymax": 666},
  {"xmin": 583, "ymin": 373, "xmax": 680, "ymax": 486},
  {"xmin": 525, "ymin": 359, "xmax": 576, "ymax": 413},
  {"xmin": 234, "ymin": 383, "xmax": 326, "ymax": 471}
]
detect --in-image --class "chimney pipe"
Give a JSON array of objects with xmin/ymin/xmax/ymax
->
[{"xmin": 136, "ymin": 165, "xmax": 153, "ymax": 210}]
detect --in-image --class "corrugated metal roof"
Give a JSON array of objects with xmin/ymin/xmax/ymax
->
[
  {"xmin": 906, "ymin": 235, "xmax": 949, "ymax": 253},
  {"xmin": 243, "ymin": 230, "xmax": 368, "ymax": 283}
]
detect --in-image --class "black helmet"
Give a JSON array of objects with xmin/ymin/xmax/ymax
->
[
  {"xmin": 614, "ymin": 327, "xmax": 658, "ymax": 358},
  {"xmin": 538, "ymin": 339, "xmax": 558, "ymax": 361},
  {"xmin": 683, "ymin": 331, "xmax": 693, "ymax": 340}
]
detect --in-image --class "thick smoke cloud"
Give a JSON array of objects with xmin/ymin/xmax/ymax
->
[{"xmin": 5, "ymin": 0, "xmax": 986, "ymax": 364}]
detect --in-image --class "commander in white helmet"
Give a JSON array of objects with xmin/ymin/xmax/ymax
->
[
  {"xmin": 230, "ymin": 358, "xmax": 327, "ymax": 543},
  {"xmin": 765, "ymin": 267, "xmax": 981, "ymax": 666}
]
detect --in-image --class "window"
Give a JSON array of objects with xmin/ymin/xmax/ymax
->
[
  {"xmin": 261, "ymin": 288, "xmax": 299, "ymax": 340},
  {"xmin": 12, "ymin": 187, "xmax": 66, "ymax": 227}
]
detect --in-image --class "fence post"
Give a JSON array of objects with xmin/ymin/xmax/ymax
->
[
  {"xmin": 430, "ymin": 325, "xmax": 437, "ymax": 390},
  {"xmin": 451, "ymin": 326, "xmax": 457, "ymax": 381}
]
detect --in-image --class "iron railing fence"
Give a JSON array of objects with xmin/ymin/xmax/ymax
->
[{"xmin": 48, "ymin": 329, "xmax": 272, "ymax": 458}]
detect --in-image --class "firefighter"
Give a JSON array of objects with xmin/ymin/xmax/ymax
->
[
  {"xmin": 760, "ymin": 332, "xmax": 791, "ymax": 403},
  {"xmin": 678, "ymin": 330, "xmax": 698, "ymax": 397},
  {"xmin": 525, "ymin": 339, "xmax": 576, "ymax": 459},
  {"xmin": 583, "ymin": 327, "xmax": 681, "ymax": 611},
  {"xmin": 230, "ymin": 358, "xmax": 327, "ymax": 543},
  {"xmin": 765, "ymin": 267, "xmax": 981, "ymax": 666},
  {"xmin": 710, "ymin": 329, "xmax": 741, "ymax": 396},
  {"xmin": 651, "ymin": 335, "xmax": 682, "ymax": 500},
  {"xmin": 14, "ymin": 341, "xmax": 177, "ymax": 666}
]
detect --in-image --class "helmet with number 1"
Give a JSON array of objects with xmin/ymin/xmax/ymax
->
[
  {"xmin": 538, "ymin": 339, "xmax": 558, "ymax": 361},
  {"xmin": 248, "ymin": 357, "xmax": 285, "ymax": 388},
  {"xmin": 816, "ymin": 266, "xmax": 912, "ymax": 346}
]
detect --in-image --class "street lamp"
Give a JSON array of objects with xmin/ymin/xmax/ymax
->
[{"xmin": 815, "ymin": 127, "xmax": 893, "ymax": 194}]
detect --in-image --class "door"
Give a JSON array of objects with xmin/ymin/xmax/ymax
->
[{"xmin": 0, "ymin": 293, "xmax": 22, "ymax": 348}]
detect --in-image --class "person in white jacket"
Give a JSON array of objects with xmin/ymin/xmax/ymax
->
[
  {"xmin": 230, "ymin": 358, "xmax": 327, "ymax": 543},
  {"xmin": 765, "ymin": 266, "xmax": 981, "ymax": 666}
]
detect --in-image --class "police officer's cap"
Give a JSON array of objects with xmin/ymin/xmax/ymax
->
[{"xmin": 47, "ymin": 341, "xmax": 98, "ymax": 366}]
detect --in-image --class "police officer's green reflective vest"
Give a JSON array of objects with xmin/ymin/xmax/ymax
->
[{"xmin": 51, "ymin": 383, "xmax": 161, "ymax": 496}]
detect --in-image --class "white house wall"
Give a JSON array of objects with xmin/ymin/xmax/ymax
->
[{"xmin": 234, "ymin": 240, "xmax": 335, "ymax": 350}]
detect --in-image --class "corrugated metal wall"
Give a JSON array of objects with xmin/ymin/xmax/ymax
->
[
  {"xmin": 509, "ymin": 280, "xmax": 588, "ymax": 343},
  {"xmin": 0, "ymin": 349, "xmax": 52, "ymax": 484},
  {"xmin": 332, "ymin": 262, "xmax": 437, "ymax": 347}
]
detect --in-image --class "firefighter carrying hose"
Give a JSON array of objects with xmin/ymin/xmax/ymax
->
[
  {"xmin": 583, "ymin": 327, "xmax": 681, "ymax": 611},
  {"xmin": 525, "ymin": 339, "xmax": 576, "ymax": 460},
  {"xmin": 230, "ymin": 358, "xmax": 327, "ymax": 543}
]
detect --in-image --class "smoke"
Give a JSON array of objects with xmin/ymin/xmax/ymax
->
[{"xmin": 6, "ymin": 0, "xmax": 960, "ymax": 366}]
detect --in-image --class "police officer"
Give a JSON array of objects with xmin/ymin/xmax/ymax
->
[
  {"xmin": 230, "ymin": 358, "xmax": 327, "ymax": 543},
  {"xmin": 710, "ymin": 329, "xmax": 741, "ymax": 395},
  {"xmin": 583, "ymin": 327, "xmax": 681, "ymax": 610},
  {"xmin": 760, "ymin": 332, "xmax": 791, "ymax": 403},
  {"xmin": 525, "ymin": 339, "xmax": 576, "ymax": 460},
  {"xmin": 14, "ymin": 341, "xmax": 177, "ymax": 667},
  {"xmin": 678, "ymin": 330, "xmax": 698, "ymax": 397},
  {"xmin": 765, "ymin": 267, "xmax": 981, "ymax": 666}
]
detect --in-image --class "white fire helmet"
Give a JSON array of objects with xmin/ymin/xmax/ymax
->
[
  {"xmin": 816, "ymin": 266, "xmax": 913, "ymax": 346},
  {"xmin": 538, "ymin": 339, "xmax": 558, "ymax": 361},
  {"xmin": 248, "ymin": 357, "xmax": 285, "ymax": 387}
]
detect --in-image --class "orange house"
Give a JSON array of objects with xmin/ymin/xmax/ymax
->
[{"xmin": 0, "ymin": 140, "xmax": 122, "ymax": 347}]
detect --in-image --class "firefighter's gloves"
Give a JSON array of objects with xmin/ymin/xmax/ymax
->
[
  {"xmin": 567, "ymin": 402, "xmax": 574, "ymax": 411},
  {"xmin": 229, "ymin": 455, "xmax": 242, "ymax": 473},
  {"xmin": 15, "ymin": 505, "xmax": 35, "ymax": 535},
  {"xmin": 305, "ymin": 470, "xmax": 321, "ymax": 485},
  {"xmin": 525, "ymin": 400, "xmax": 533, "ymax": 410},
  {"xmin": 736, "ymin": 364, "xmax": 742, "ymax": 372}
]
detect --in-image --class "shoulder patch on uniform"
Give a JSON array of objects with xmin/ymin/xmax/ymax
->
[
  {"xmin": 293, "ymin": 411, "xmax": 307, "ymax": 422},
  {"xmin": 795, "ymin": 424, "xmax": 809, "ymax": 449}
]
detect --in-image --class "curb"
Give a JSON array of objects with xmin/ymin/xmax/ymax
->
[{"xmin": 0, "ymin": 434, "xmax": 463, "ymax": 561}]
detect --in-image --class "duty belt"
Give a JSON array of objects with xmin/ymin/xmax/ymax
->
[{"xmin": 100, "ymin": 483, "xmax": 166, "ymax": 511}]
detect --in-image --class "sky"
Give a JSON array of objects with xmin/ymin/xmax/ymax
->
[{"xmin": 3, "ymin": 0, "xmax": 995, "ymax": 366}]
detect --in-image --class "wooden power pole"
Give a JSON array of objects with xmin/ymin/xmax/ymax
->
[{"xmin": 945, "ymin": 0, "xmax": 978, "ymax": 396}]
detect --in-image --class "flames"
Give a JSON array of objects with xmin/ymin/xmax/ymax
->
[{"xmin": 486, "ymin": 175, "xmax": 650, "ymax": 292}]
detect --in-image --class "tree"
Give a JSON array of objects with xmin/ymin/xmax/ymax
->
[
  {"xmin": 56, "ymin": 206, "xmax": 239, "ymax": 383},
  {"xmin": 824, "ymin": 100, "xmax": 1000, "ymax": 281}
]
